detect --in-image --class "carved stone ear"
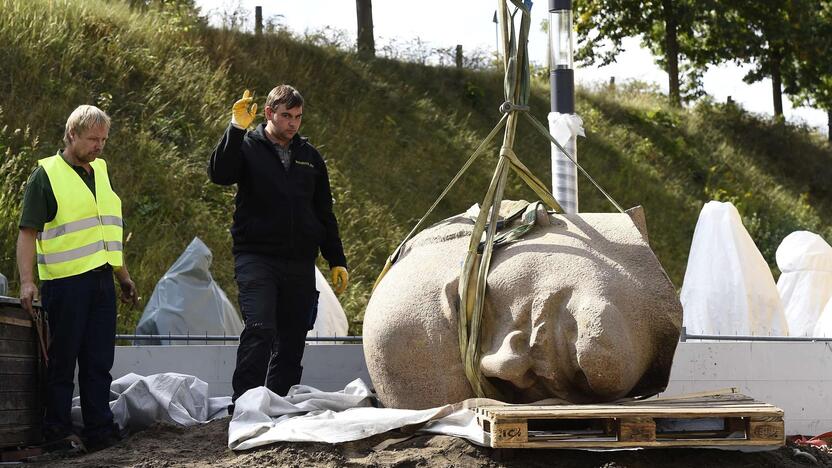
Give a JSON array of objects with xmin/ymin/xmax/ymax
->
[{"xmin": 626, "ymin": 206, "xmax": 649, "ymax": 243}]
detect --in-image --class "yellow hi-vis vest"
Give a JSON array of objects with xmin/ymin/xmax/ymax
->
[{"xmin": 35, "ymin": 153, "xmax": 123, "ymax": 280}]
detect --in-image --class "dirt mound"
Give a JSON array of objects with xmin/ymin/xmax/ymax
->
[{"xmin": 32, "ymin": 418, "xmax": 832, "ymax": 467}]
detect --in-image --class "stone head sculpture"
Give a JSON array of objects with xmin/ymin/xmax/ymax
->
[{"xmin": 363, "ymin": 203, "xmax": 683, "ymax": 409}]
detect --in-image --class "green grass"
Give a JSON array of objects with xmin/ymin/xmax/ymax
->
[{"xmin": 1, "ymin": 0, "xmax": 830, "ymax": 334}]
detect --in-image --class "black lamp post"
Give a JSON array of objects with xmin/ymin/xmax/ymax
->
[
  {"xmin": 549, "ymin": 0, "xmax": 575, "ymax": 114},
  {"xmin": 548, "ymin": 0, "xmax": 578, "ymax": 213}
]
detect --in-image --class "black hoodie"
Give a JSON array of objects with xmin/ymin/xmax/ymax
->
[{"xmin": 208, "ymin": 123, "xmax": 347, "ymax": 269}]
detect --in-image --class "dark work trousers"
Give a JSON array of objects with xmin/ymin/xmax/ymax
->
[
  {"xmin": 41, "ymin": 267, "xmax": 116, "ymax": 440},
  {"xmin": 231, "ymin": 253, "xmax": 318, "ymax": 400}
]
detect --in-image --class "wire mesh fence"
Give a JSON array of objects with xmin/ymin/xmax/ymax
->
[
  {"xmin": 680, "ymin": 327, "xmax": 832, "ymax": 342},
  {"xmin": 116, "ymin": 333, "xmax": 363, "ymax": 345}
]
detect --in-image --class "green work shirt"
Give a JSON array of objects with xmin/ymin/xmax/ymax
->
[{"xmin": 18, "ymin": 151, "xmax": 121, "ymax": 231}]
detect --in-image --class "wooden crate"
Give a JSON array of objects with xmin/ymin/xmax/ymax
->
[
  {"xmin": 0, "ymin": 297, "xmax": 45, "ymax": 449},
  {"xmin": 474, "ymin": 390, "xmax": 784, "ymax": 449}
]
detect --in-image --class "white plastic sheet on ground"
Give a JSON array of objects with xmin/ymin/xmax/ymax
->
[
  {"xmin": 71, "ymin": 373, "xmax": 230, "ymax": 432},
  {"xmin": 310, "ymin": 266, "xmax": 349, "ymax": 339},
  {"xmin": 680, "ymin": 201, "xmax": 788, "ymax": 336},
  {"xmin": 228, "ymin": 379, "xmax": 485, "ymax": 450},
  {"xmin": 135, "ymin": 237, "xmax": 243, "ymax": 344},
  {"xmin": 776, "ymin": 231, "xmax": 832, "ymax": 336}
]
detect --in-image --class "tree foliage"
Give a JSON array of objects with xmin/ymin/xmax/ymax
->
[
  {"xmin": 689, "ymin": 1, "xmax": 804, "ymax": 116},
  {"xmin": 574, "ymin": 0, "xmax": 832, "ymax": 128},
  {"xmin": 782, "ymin": 0, "xmax": 832, "ymax": 135},
  {"xmin": 573, "ymin": 0, "xmax": 701, "ymax": 106}
]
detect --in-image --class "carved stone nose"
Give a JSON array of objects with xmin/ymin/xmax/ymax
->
[{"xmin": 479, "ymin": 330, "xmax": 536, "ymax": 389}]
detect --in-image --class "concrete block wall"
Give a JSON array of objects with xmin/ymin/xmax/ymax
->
[
  {"xmin": 663, "ymin": 342, "xmax": 832, "ymax": 436},
  {"xmin": 112, "ymin": 344, "xmax": 370, "ymax": 398},
  {"xmin": 112, "ymin": 341, "xmax": 832, "ymax": 436}
]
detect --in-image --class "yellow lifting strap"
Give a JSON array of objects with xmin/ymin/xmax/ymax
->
[{"xmin": 372, "ymin": 0, "xmax": 624, "ymax": 401}]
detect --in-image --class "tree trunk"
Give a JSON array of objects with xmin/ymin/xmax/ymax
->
[
  {"xmin": 255, "ymin": 6, "xmax": 262, "ymax": 36},
  {"xmin": 662, "ymin": 0, "xmax": 681, "ymax": 107},
  {"xmin": 771, "ymin": 51, "xmax": 783, "ymax": 116},
  {"xmin": 356, "ymin": 0, "xmax": 375, "ymax": 58}
]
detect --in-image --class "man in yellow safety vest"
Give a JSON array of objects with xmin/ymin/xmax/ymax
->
[{"xmin": 16, "ymin": 105, "xmax": 138, "ymax": 452}]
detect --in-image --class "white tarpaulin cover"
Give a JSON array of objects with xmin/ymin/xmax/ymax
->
[
  {"xmin": 310, "ymin": 266, "xmax": 349, "ymax": 338},
  {"xmin": 548, "ymin": 112, "xmax": 585, "ymax": 214},
  {"xmin": 71, "ymin": 373, "xmax": 230, "ymax": 432},
  {"xmin": 135, "ymin": 237, "xmax": 347, "ymax": 343},
  {"xmin": 814, "ymin": 298, "xmax": 832, "ymax": 337},
  {"xmin": 776, "ymin": 231, "xmax": 832, "ymax": 336},
  {"xmin": 135, "ymin": 237, "xmax": 243, "ymax": 344},
  {"xmin": 680, "ymin": 201, "xmax": 788, "ymax": 336},
  {"xmin": 228, "ymin": 379, "xmax": 485, "ymax": 450}
]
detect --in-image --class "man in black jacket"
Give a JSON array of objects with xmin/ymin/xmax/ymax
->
[{"xmin": 209, "ymin": 85, "xmax": 348, "ymax": 401}]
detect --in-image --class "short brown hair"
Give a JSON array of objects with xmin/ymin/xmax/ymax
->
[
  {"xmin": 64, "ymin": 105, "xmax": 110, "ymax": 145},
  {"xmin": 265, "ymin": 84, "xmax": 304, "ymax": 110}
]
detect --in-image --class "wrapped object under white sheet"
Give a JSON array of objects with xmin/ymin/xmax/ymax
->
[
  {"xmin": 776, "ymin": 231, "xmax": 832, "ymax": 336},
  {"xmin": 680, "ymin": 201, "xmax": 788, "ymax": 336},
  {"xmin": 814, "ymin": 297, "xmax": 832, "ymax": 337},
  {"xmin": 310, "ymin": 266, "xmax": 349, "ymax": 339},
  {"xmin": 135, "ymin": 237, "xmax": 243, "ymax": 344},
  {"xmin": 135, "ymin": 237, "xmax": 348, "ymax": 343}
]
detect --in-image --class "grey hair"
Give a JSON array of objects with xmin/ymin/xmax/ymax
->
[{"xmin": 63, "ymin": 105, "xmax": 111, "ymax": 145}]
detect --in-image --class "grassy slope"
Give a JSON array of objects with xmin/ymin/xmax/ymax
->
[{"xmin": 1, "ymin": 0, "xmax": 830, "ymax": 334}]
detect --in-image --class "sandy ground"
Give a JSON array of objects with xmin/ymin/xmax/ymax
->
[{"xmin": 28, "ymin": 418, "xmax": 832, "ymax": 467}]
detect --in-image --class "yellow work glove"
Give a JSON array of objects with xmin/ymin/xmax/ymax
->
[
  {"xmin": 331, "ymin": 266, "xmax": 349, "ymax": 295},
  {"xmin": 231, "ymin": 89, "xmax": 257, "ymax": 129}
]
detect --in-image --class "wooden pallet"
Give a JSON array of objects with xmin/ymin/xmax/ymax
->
[{"xmin": 474, "ymin": 389, "xmax": 784, "ymax": 449}]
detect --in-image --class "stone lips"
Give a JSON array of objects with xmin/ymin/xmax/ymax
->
[{"xmin": 363, "ymin": 203, "xmax": 683, "ymax": 409}]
